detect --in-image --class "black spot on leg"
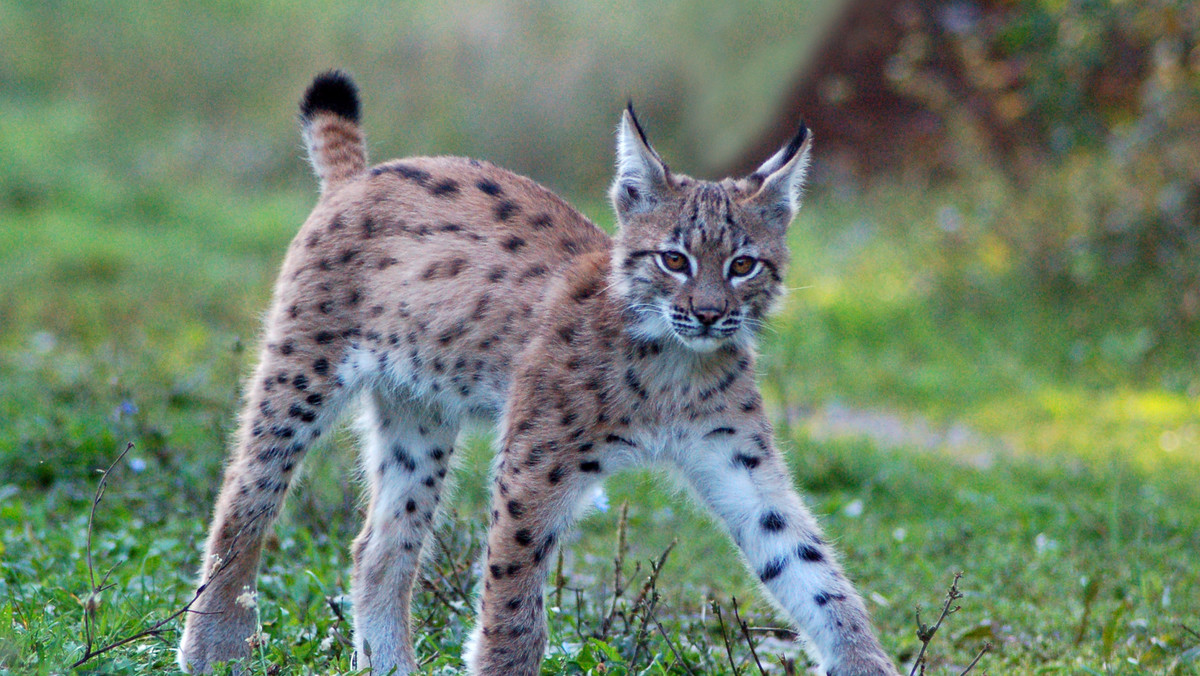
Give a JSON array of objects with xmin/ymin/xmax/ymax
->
[
  {"xmin": 506, "ymin": 500, "xmax": 524, "ymax": 518},
  {"xmin": 514, "ymin": 529, "xmax": 533, "ymax": 546},
  {"xmin": 506, "ymin": 597, "xmax": 522, "ymax": 610},
  {"xmin": 533, "ymin": 532, "xmax": 556, "ymax": 563},
  {"xmin": 489, "ymin": 564, "xmax": 503, "ymax": 579},
  {"xmin": 796, "ymin": 544, "xmax": 825, "ymax": 563},
  {"xmin": 759, "ymin": 556, "xmax": 788, "ymax": 582},
  {"xmin": 814, "ymin": 592, "xmax": 846, "ymax": 607},
  {"xmin": 760, "ymin": 510, "xmax": 787, "ymax": 532},
  {"xmin": 392, "ymin": 446, "xmax": 416, "ymax": 472}
]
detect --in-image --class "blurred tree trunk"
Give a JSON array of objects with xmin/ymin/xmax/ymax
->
[{"xmin": 729, "ymin": 0, "xmax": 1145, "ymax": 184}]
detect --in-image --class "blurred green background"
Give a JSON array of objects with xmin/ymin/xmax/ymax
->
[{"xmin": 2, "ymin": 1, "xmax": 1199, "ymax": 673}]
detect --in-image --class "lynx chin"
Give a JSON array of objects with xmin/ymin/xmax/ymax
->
[{"xmin": 178, "ymin": 70, "xmax": 899, "ymax": 676}]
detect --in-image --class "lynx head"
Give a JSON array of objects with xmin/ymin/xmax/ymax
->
[{"xmin": 609, "ymin": 104, "xmax": 812, "ymax": 353}]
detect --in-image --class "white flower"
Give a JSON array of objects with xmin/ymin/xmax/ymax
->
[
  {"xmin": 843, "ymin": 499, "xmax": 864, "ymax": 518},
  {"xmin": 236, "ymin": 589, "xmax": 258, "ymax": 610}
]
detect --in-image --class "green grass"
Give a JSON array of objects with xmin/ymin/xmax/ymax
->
[{"xmin": 2, "ymin": 167, "xmax": 1199, "ymax": 675}]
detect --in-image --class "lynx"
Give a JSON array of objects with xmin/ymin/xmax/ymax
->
[{"xmin": 178, "ymin": 71, "xmax": 898, "ymax": 675}]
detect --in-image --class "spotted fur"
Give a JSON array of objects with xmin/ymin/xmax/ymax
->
[{"xmin": 178, "ymin": 71, "xmax": 898, "ymax": 676}]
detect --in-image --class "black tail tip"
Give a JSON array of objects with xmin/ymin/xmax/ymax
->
[{"xmin": 300, "ymin": 70, "xmax": 360, "ymax": 123}]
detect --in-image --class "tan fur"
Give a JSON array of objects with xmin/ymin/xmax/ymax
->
[{"xmin": 179, "ymin": 74, "xmax": 898, "ymax": 676}]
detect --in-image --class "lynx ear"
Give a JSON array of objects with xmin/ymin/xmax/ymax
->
[
  {"xmin": 747, "ymin": 122, "xmax": 812, "ymax": 227},
  {"xmin": 610, "ymin": 103, "xmax": 669, "ymax": 217}
]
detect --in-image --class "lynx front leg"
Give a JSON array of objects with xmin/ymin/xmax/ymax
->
[
  {"xmin": 465, "ymin": 449, "xmax": 603, "ymax": 676},
  {"xmin": 675, "ymin": 423, "xmax": 899, "ymax": 676}
]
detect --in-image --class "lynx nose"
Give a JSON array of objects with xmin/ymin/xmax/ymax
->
[{"xmin": 691, "ymin": 303, "xmax": 726, "ymax": 326}]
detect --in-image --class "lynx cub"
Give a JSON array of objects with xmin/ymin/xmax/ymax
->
[{"xmin": 178, "ymin": 71, "xmax": 898, "ymax": 675}]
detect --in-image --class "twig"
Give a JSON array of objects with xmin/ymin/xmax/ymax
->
[
  {"xmin": 713, "ymin": 600, "xmax": 742, "ymax": 676},
  {"xmin": 1181, "ymin": 624, "xmax": 1200, "ymax": 642},
  {"xmin": 600, "ymin": 501, "xmax": 630, "ymax": 637},
  {"xmin": 553, "ymin": 547, "xmax": 565, "ymax": 609},
  {"xmin": 80, "ymin": 442, "xmax": 135, "ymax": 659},
  {"xmin": 71, "ymin": 539, "xmax": 246, "ymax": 668},
  {"xmin": 908, "ymin": 572, "xmax": 964, "ymax": 676},
  {"xmin": 72, "ymin": 451, "xmax": 264, "ymax": 669},
  {"xmin": 732, "ymin": 596, "xmax": 768, "ymax": 676},
  {"xmin": 654, "ymin": 617, "xmax": 699, "ymax": 676},
  {"xmin": 959, "ymin": 641, "xmax": 991, "ymax": 675}
]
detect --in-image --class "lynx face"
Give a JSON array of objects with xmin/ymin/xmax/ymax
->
[{"xmin": 609, "ymin": 106, "xmax": 811, "ymax": 352}]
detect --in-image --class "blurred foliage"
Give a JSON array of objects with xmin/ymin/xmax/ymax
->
[
  {"xmin": 893, "ymin": 0, "xmax": 1200, "ymax": 330},
  {"xmin": 0, "ymin": 0, "xmax": 834, "ymax": 205}
]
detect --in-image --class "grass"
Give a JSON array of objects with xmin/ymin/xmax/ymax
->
[{"xmin": 2, "ymin": 159, "xmax": 1199, "ymax": 675}]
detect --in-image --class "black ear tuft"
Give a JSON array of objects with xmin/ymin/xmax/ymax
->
[
  {"xmin": 754, "ymin": 119, "xmax": 809, "ymax": 179},
  {"xmin": 625, "ymin": 101, "xmax": 652, "ymax": 147},
  {"xmin": 300, "ymin": 70, "xmax": 361, "ymax": 124}
]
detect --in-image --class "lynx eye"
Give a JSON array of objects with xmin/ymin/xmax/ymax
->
[
  {"xmin": 660, "ymin": 251, "xmax": 689, "ymax": 273},
  {"xmin": 729, "ymin": 256, "xmax": 757, "ymax": 277}
]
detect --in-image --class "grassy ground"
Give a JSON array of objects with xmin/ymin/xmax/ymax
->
[{"xmin": 1, "ymin": 166, "xmax": 1199, "ymax": 676}]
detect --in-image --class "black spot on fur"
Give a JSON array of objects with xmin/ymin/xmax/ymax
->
[
  {"xmin": 406, "ymin": 499, "xmax": 417, "ymax": 513},
  {"xmin": 624, "ymin": 368, "xmax": 649, "ymax": 400},
  {"xmin": 300, "ymin": 70, "xmax": 360, "ymax": 123},
  {"xmin": 571, "ymin": 280, "xmax": 600, "ymax": 303},
  {"xmin": 797, "ymin": 544, "xmax": 825, "ymax": 562},
  {"xmin": 477, "ymin": 179, "xmax": 503, "ymax": 196},
  {"xmin": 814, "ymin": 592, "xmax": 845, "ymax": 607},
  {"xmin": 534, "ymin": 532, "xmax": 556, "ymax": 563},
  {"xmin": 518, "ymin": 264, "xmax": 547, "ymax": 281},
  {"xmin": 292, "ymin": 374, "xmax": 309, "ymax": 391},
  {"xmin": 494, "ymin": 200, "xmax": 520, "ymax": 222},
  {"xmin": 528, "ymin": 213, "xmax": 553, "ymax": 229},
  {"xmin": 507, "ymin": 500, "xmax": 524, "ymax": 518},
  {"xmin": 313, "ymin": 358, "xmax": 329, "ymax": 375},
  {"xmin": 704, "ymin": 426, "xmax": 736, "ymax": 439},
  {"xmin": 514, "ymin": 529, "xmax": 533, "ymax": 546},
  {"xmin": 579, "ymin": 460, "xmax": 601, "ymax": 473},
  {"xmin": 429, "ymin": 178, "xmax": 460, "ymax": 197},
  {"xmin": 760, "ymin": 510, "xmax": 787, "ymax": 532},
  {"xmin": 306, "ymin": 392, "xmax": 323, "ymax": 406},
  {"xmin": 374, "ymin": 163, "xmax": 430, "ymax": 186},
  {"xmin": 733, "ymin": 453, "xmax": 761, "ymax": 469},
  {"xmin": 502, "ymin": 235, "xmax": 525, "ymax": 251},
  {"xmin": 759, "ymin": 557, "xmax": 788, "ymax": 582},
  {"xmin": 279, "ymin": 340, "xmax": 294, "ymax": 355},
  {"xmin": 315, "ymin": 331, "xmax": 335, "ymax": 345},
  {"xmin": 548, "ymin": 465, "xmax": 566, "ymax": 484}
]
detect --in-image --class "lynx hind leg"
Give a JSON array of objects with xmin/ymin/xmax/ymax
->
[
  {"xmin": 179, "ymin": 338, "xmax": 353, "ymax": 673},
  {"xmin": 351, "ymin": 389, "xmax": 459, "ymax": 675}
]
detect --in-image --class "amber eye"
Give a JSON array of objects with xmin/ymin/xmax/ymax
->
[
  {"xmin": 729, "ymin": 256, "xmax": 757, "ymax": 277},
  {"xmin": 660, "ymin": 251, "xmax": 689, "ymax": 273}
]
